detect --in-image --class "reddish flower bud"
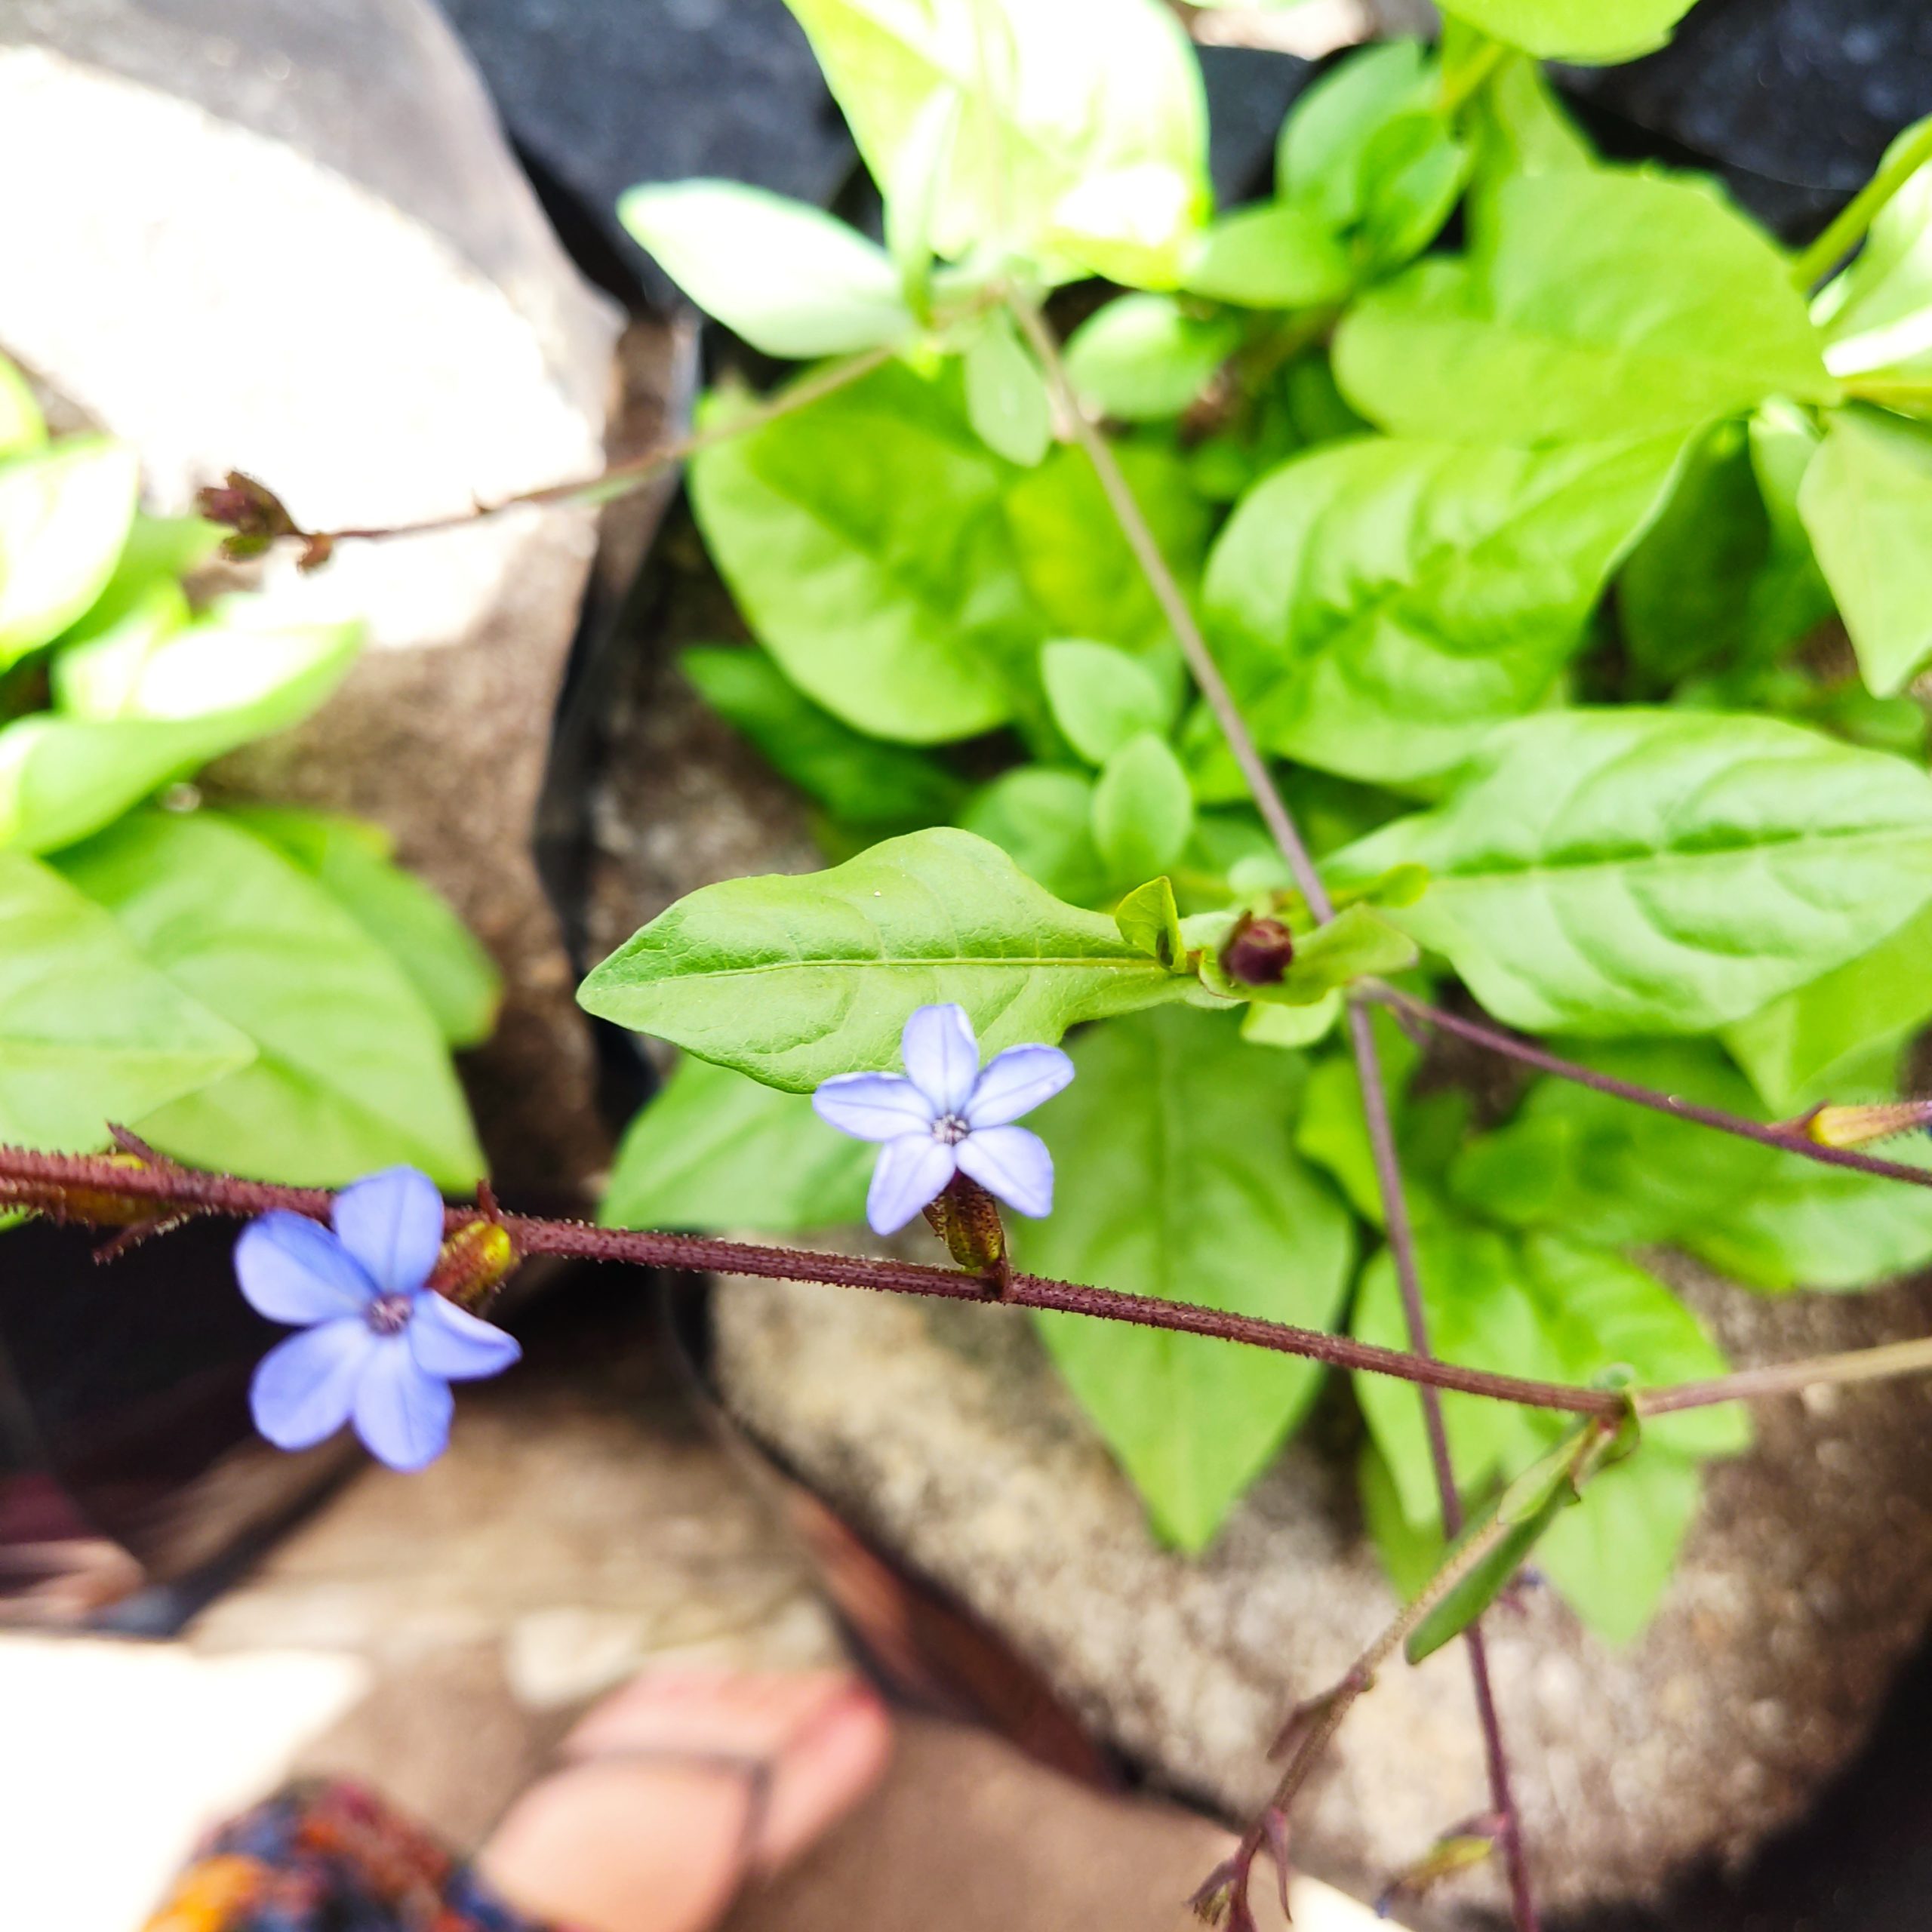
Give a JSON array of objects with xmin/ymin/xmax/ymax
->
[{"xmin": 1220, "ymin": 913, "xmax": 1296, "ymax": 986}]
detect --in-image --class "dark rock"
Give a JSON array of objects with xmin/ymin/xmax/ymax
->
[
  {"xmin": 1559, "ymin": 0, "xmax": 1932, "ymax": 241},
  {"xmin": 432, "ymin": 0, "xmax": 856, "ymax": 300}
]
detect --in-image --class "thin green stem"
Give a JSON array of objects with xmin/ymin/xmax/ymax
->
[{"xmin": 1792, "ymin": 117, "xmax": 1932, "ymax": 290}]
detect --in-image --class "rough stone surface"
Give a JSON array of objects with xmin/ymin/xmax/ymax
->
[
  {"xmin": 712, "ymin": 1255, "xmax": 1932, "ymax": 1923},
  {"xmin": 0, "ymin": 0, "xmax": 631, "ymax": 1192}
]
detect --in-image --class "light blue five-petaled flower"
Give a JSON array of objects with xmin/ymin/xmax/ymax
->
[
  {"xmin": 236, "ymin": 1165, "xmax": 520, "ymax": 1472},
  {"xmin": 812, "ymin": 1003, "xmax": 1074, "ymax": 1236}
]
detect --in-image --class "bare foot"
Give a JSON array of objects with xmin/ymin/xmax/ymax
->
[{"xmin": 477, "ymin": 1668, "xmax": 891, "ymax": 1932}]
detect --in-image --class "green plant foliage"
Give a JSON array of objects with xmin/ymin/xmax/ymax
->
[
  {"xmin": 598, "ymin": 14, "xmax": 1932, "ymax": 1639},
  {"xmin": 601, "ymin": 1054, "xmax": 872, "ymax": 1233},
  {"xmin": 1335, "ymin": 171, "xmax": 1835, "ymax": 443},
  {"xmin": 1437, "ymin": 0, "xmax": 1697, "ymax": 62},
  {"xmin": 0, "ymin": 849, "xmax": 254, "ymax": 1149},
  {"xmin": 0, "ymin": 349, "xmax": 495, "ymax": 1172},
  {"xmin": 1063, "ymin": 295, "xmax": 1241, "ymax": 422},
  {"xmin": 1204, "ymin": 433, "xmax": 1681, "ymax": 781},
  {"xmin": 1337, "ymin": 709, "xmax": 1932, "ymax": 1034},
  {"xmin": 578, "ymin": 827, "xmax": 1212, "ymax": 1092},
  {"xmin": 57, "ymin": 811, "xmax": 485, "ymax": 1188},
  {"xmin": 783, "ymin": 0, "xmax": 1210, "ymax": 287},
  {"xmin": 1027, "ymin": 1007, "xmax": 1355, "ymax": 1550},
  {"xmin": 620, "ymin": 181, "xmax": 915, "ymax": 357}
]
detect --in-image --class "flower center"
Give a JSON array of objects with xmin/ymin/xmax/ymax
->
[
  {"xmin": 365, "ymin": 1291, "xmax": 414, "ymax": 1336},
  {"xmin": 931, "ymin": 1112, "xmax": 971, "ymax": 1146}
]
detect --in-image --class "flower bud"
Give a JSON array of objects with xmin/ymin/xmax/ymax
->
[
  {"xmin": 1801, "ymin": 1099, "xmax": 1932, "ymax": 1149},
  {"xmin": 1220, "ymin": 912, "xmax": 1295, "ymax": 987},
  {"xmin": 922, "ymin": 1171, "xmax": 1006, "ymax": 1275},
  {"xmin": 426, "ymin": 1218, "xmax": 521, "ymax": 1310}
]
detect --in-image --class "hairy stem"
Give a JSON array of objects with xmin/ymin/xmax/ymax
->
[
  {"xmin": 1792, "ymin": 115, "xmax": 1932, "ymax": 289},
  {"xmin": 1372, "ymin": 985, "xmax": 1932, "ymax": 1189},
  {"xmin": 1015, "ymin": 294, "xmax": 1539, "ymax": 1930}
]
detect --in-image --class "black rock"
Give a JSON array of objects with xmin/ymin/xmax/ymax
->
[
  {"xmin": 431, "ymin": 0, "xmax": 856, "ymax": 299},
  {"xmin": 1560, "ymin": 0, "xmax": 1932, "ymax": 241}
]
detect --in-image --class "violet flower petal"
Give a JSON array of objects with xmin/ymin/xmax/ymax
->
[
  {"xmin": 333, "ymin": 1166, "xmax": 445, "ymax": 1294},
  {"xmin": 250, "ymin": 1318, "xmax": 373, "ymax": 1450},
  {"xmin": 900, "ymin": 1004, "xmax": 980, "ymax": 1116},
  {"xmin": 811, "ymin": 1071, "xmax": 937, "ymax": 1142},
  {"xmin": 352, "ymin": 1339, "xmax": 455, "ymax": 1472},
  {"xmin": 866, "ymin": 1134, "xmax": 958, "ymax": 1235},
  {"xmin": 235, "ymin": 1212, "xmax": 376, "ymax": 1323},
  {"xmin": 408, "ymin": 1291, "xmax": 522, "ymax": 1382},
  {"xmin": 956, "ymin": 1124, "xmax": 1055, "ymax": 1219},
  {"xmin": 965, "ymin": 1043, "xmax": 1075, "ymax": 1128}
]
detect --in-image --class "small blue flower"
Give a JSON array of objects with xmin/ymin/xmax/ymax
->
[
  {"xmin": 235, "ymin": 1166, "xmax": 520, "ymax": 1472},
  {"xmin": 812, "ymin": 1004, "xmax": 1073, "ymax": 1235}
]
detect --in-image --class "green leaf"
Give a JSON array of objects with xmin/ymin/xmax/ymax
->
[
  {"xmin": 1113, "ymin": 874, "xmax": 1186, "ymax": 966},
  {"xmin": 681, "ymin": 644, "xmax": 964, "ymax": 832},
  {"xmin": 1043, "ymin": 638, "xmax": 1170, "ymax": 765},
  {"xmin": 0, "ymin": 848, "xmax": 254, "ymax": 1149},
  {"xmin": 1534, "ymin": 1447, "xmax": 1702, "ymax": 1645},
  {"xmin": 577, "ymin": 826, "xmax": 1207, "ymax": 1092},
  {"xmin": 1092, "ymin": 732, "xmax": 1194, "ymax": 881},
  {"xmin": 56, "ymin": 811, "xmax": 484, "ymax": 1188},
  {"xmin": 1405, "ymin": 1423, "xmax": 1603, "ymax": 1664},
  {"xmin": 1004, "ymin": 440, "xmax": 1209, "ymax": 658},
  {"xmin": 1353, "ymin": 111, "xmax": 1472, "ymax": 273},
  {"xmin": 964, "ymin": 311, "xmax": 1052, "ymax": 466},
  {"xmin": 1812, "ymin": 115, "xmax": 1932, "ymax": 382},
  {"xmin": 1798, "ymin": 406, "xmax": 1932, "ymax": 695},
  {"xmin": 957, "ymin": 765, "xmax": 1109, "ymax": 904},
  {"xmin": 1063, "ymin": 294, "xmax": 1240, "ymax": 422},
  {"xmin": 1292, "ymin": 1011, "xmax": 1420, "ymax": 1223},
  {"xmin": 783, "ymin": 0, "xmax": 1209, "ymax": 286},
  {"xmin": 1437, "ymin": 0, "xmax": 1697, "ymax": 61},
  {"xmin": 0, "ymin": 439, "xmax": 140, "ymax": 669},
  {"xmin": 1204, "ymin": 435, "xmax": 1681, "ymax": 783},
  {"xmin": 4, "ymin": 610, "xmax": 359, "ymax": 853},
  {"xmin": 1276, "ymin": 903, "xmax": 1417, "ymax": 998},
  {"xmin": 601, "ymin": 1054, "xmax": 872, "ymax": 1234},
  {"xmin": 1277, "ymin": 41, "xmax": 1434, "ymax": 226},
  {"xmin": 1180, "ymin": 205, "xmax": 1350, "ymax": 309},
  {"xmin": 57, "ymin": 512, "xmax": 217, "ymax": 654},
  {"xmin": 222, "ymin": 805, "xmax": 501, "ymax": 1051},
  {"xmin": 1465, "ymin": 53, "xmax": 1594, "ymax": 206},
  {"xmin": 1334, "ymin": 708, "xmax": 1932, "ymax": 1035},
  {"xmin": 1355, "ymin": 1220, "xmax": 1741, "ymax": 1530},
  {"xmin": 1450, "ymin": 1040, "xmax": 1779, "ymax": 1250},
  {"xmin": 0, "ymin": 357, "xmax": 43, "ymax": 458},
  {"xmin": 1334, "ymin": 172, "xmax": 1835, "ymax": 444},
  {"xmin": 1026, "ymin": 1006, "xmax": 1355, "ymax": 1549},
  {"xmin": 1722, "ymin": 898, "xmax": 1932, "ymax": 1112},
  {"xmin": 617, "ymin": 181, "xmax": 913, "ymax": 357},
  {"xmin": 690, "ymin": 366, "xmax": 1022, "ymax": 743},
  {"xmin": 1242, "ymin": 989, "xmax": 1340, "ymax": 1048},
  {"xmin": 1683, "ymin": 1143, "xmax": 1932, "ymax": 1294}
]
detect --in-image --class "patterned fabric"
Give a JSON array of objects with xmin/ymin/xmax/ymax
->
[{"xmin": 142, "ymin": 1780, "xmax": 553, "ymax": 1932}]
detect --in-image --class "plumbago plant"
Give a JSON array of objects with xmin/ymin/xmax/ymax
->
[
  {"xmin": 43, "ymin": 0, "xmax": 1932, "ymax": 1923},
  {"xmin": 0, "ymin": 353, "xmax": 497, "ymax": 1189}
]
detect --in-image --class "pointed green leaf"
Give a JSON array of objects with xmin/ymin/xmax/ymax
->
[
  {"xmin": 56, "ymin": 811, "xmax": 483, "ymax": 1188},
  {"xmin": 1042, "ymin": 638, "xmax": 1171, "ymax": 765},
  {"xmin": 1063, "ymin": 294, "xmax": 1240, "ymax": 421},
  {"xmin": 1335, "ymin": 172, "xmax": 1835, "ymax": 443},
  {"xmin": 1092, "ymin": 732, "xmax": 1194, "ymax": 880},
  {"xmin": 0, "ymin": 438, "xmax": 140, "ymax": 668},
  {"xmin": 619, "ymin": 181, "xmax": 914, "ymax": 357},
  {"xmin": 1180, "ymin": 205, "xmax": 1350, "ymax": 309},
  {"xmin": 0, "ymin": 849, "xmax": 254, "ymax": 1149},
  {"xmin": 964, "ymin": 311, "xmax": 1051, "ymax": 466},
  {"xmin": 1114, "ymin": 875, "xmax": 1186, "ymax": 966},
  {"xmin": 1437, "ymin": 0, "xmax": 1696, "ymax": 60},
  {"xmin": 577, "ymin": 827, "xmax": 1204, "ymax": 1092},
  {"xmin": 1335, "ymin": 709, "xmax": 1932, "ymax": 1034},
  {"xmin": 1028, "ymin": 1006, "xmax": 1355, "ymax": 1550}
]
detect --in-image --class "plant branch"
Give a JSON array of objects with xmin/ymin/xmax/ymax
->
[
  {"xmin": 1792, "ymin": 115, "xmax": 1932, "ymax": 290},
  {"xmin": 1015, "ymin": 293, "xmax": 1539, "ymax": 1931},
  {"xmin": 1371, "ymin": 985, "xmax": 1932, "ymax": 1189},
  {"xmin": 226, "ymin": 344, "xmax": 894, "ymax": 553}
]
